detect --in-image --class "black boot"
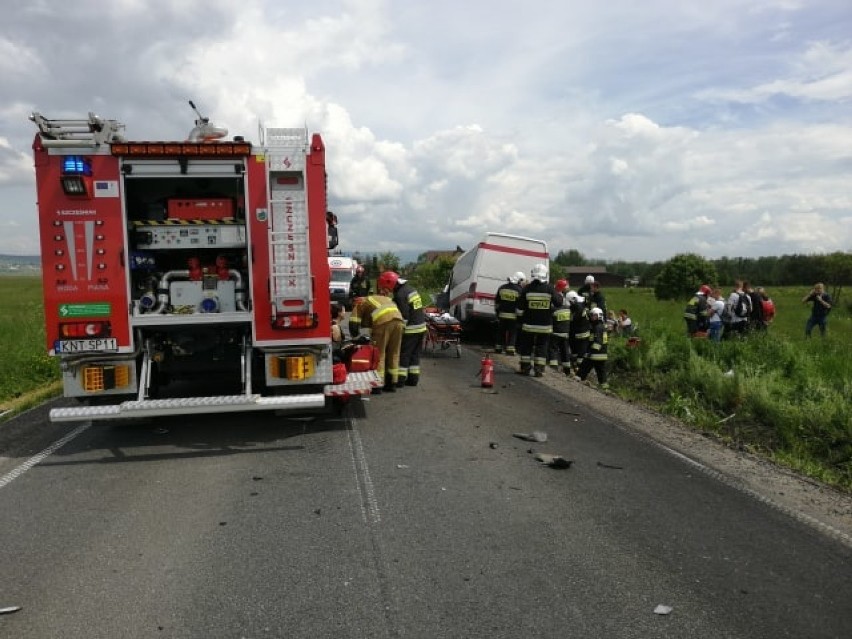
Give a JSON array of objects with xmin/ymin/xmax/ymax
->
[{"xmin": 405, "ymin": 374, "xmax": 419, "ymax": 387}]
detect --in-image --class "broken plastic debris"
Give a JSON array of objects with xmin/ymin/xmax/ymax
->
[
  {"xmin": 597, "ymin": 461, "xmax": 623, "ymax": 470},
  {"xmin": 396, "ymin": 464, "xmax": 409, "ymax": 469},
  {"xmin": 534, "ymin": 453, "xmax": 573, "ymax": 469},
  {"xmin": 513, "ymin": 431, "xmax": 548, "ymax": 443},
  {"xmin": 548, "ymin": 457, "xmax": 574, "ymax": 469},
  {"xmin": 653, "ymin": 604, "xmax": 673, "ymax": 615},
  {"xmin": 0, "ymin": 606, "xmax": 21, "ymax": 615}
]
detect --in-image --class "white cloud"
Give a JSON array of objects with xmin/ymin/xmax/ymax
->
[{"xmin": 1, "ymin": 0, "xmax": 851, "ymax": 261}]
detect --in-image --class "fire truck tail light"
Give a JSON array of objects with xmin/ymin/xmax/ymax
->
[
  {"xmin": 273, "ymin": 313, "xmax": 316, "ymax": 329},
  {"xmin": 82, "ymin": 365, "xmax": 131, "ymax": 392},
  {"xmin": 60, "ymin": 321, "xmax": 111, "ymax": 338}
]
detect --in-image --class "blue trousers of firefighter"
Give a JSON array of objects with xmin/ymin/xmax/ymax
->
[
  {"xmin": 495, "ymin": 318, "xmax": 518, "ymax": 354},
  {"xmin": 517, "ymin": 329, "xmax": 550, "ymax": 374},
  {"xmin": 398, "ymin": 331, "xmax": 424, "ymax": 387},
  {"xmin": 548, "ymin": 334, "xmax": 571, "ymax": 374}
]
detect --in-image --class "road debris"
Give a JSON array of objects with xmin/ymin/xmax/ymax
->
[
  {"xmin": 489, "ymin": 442, "xmax": 498, "ymax": 449},
  {"xmin": 534, "ymin": 453, "xmax": 574, "ymax": 469},
  {"xmin": 653, "ymin": 604, "xmax": 673, "ymax": 615},
  {"xmin": 513, "ymin": 431, "xmax": 548, "ymax": 443},
  {"xmin": 396, "ymin": 464, "xmax": 409, "ymax": 469},
  {"xmin": 597, "ymin": 461, "xmax": 624, "ymax": 470},
  {"xmin": 0, "ymin": 606, "xmax": 22, "ymax": 615}
]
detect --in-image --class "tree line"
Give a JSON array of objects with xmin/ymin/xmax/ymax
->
[{"xmin": 553, "ymin": 250, "xmax": 852, "ymax": 289}]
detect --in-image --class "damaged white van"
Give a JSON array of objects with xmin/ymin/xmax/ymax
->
[{"xmin": 443, "ymin": 232, "xmax": 549, "ymax": 325}]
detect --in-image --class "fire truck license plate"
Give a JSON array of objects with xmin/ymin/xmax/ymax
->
[{"xmin": 55, "ymin": 338, "xmax": 119, "ymax": 353}]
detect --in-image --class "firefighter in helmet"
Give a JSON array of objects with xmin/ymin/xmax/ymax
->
[
  {"xmin": 548, "ymin": 279, "xmax": 572, "ymax": 375},
  {"xmin": 349, "ymin": 265, "xmax": 372, "ymax": 303},
  {"xmin": 349, "ymin": 291, "xmax": 404, "ymax": 393},
  {"xmin": 515, "ymin": 264, "xmax": 562, "ymax": 377},
  {"xmin": 684, "ymin": 284, "xmax": 712, "ymax": 337},
  {"xmin": 494, "ymin": 271, "xmax": 526, "ymax": 354},
  {"xmin": 575, "ymin": 306, "xmax": 609, "ymax": 388},
  {"xmin": 378, "ymin": 270, "xmax": 426, "ymax": 388},
  {"xmin": 567, "ymin": 290, "xmax": 590, "ymax": 375}
]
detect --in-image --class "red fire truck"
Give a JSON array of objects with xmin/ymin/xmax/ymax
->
[{"xmin": 30, "ymin": 105, "xmax": 379, "ymax": 422}]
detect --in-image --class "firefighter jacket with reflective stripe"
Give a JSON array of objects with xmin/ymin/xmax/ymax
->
[
  {"xmin": 495, "ymin": 281, "xmax": 522, "ymax": 320},
  {"xmin": 517, "ymin": 281, "xmax": 562, "ymax": 334},
  {"xmin": 393, "ymin": 282, "xmax": 427, "ymax": 334},
  {"xmin": 349, "ymin": 295, "xmax": 403, "ymax": 336},
  {"xmin": 552, "ymin": 302, "xmax": 572, "ymax": 338},
  {"xmin": 683, "ymin": 294, "xmax": 709, "ymax": 325},
  {"xmin": 587, "ymin": 321, "xmax": 609, "ymax": 361},
  {"xmin": 569, "ymin": 301, "xmax": 591, "ymax": 339}
]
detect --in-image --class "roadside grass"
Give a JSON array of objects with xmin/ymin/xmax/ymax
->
[
  {"xmin": 606, "ymin": 287, "xmax": 851, "ymax": 492},
  {"xmin": 0, "ymin": 276, "xmax": 60, "ymax": 413}
]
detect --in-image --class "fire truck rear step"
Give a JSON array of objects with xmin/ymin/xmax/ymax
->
[{"xmin": 49, "ymin": 393, "xmax": 327, "ymax": 422}]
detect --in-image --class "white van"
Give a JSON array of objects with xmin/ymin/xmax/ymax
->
[
  {"xmin": 444, "ymin": 232, "xmax": 549, "ymax": 324},
  {"xmin": 328, "ymin": 256, "xmax": 357, "ymax": 309}
]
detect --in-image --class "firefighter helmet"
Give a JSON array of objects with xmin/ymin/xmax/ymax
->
[
  {"xmin": 585, "ymin": 275, "xmax": 595, "ymax": 284},
  {"xmin": 530, "ymin": 264, "xmax": 548, "ymax": 282},
  {"xmin": 513, "ymin": 271, "xmax": 526, "ymax": 284},
  {"xmin": 555, "ymin": 278, "xmax": 569, "ymax": 293},
  {"xmin": 377, "ymin": 270, "xmax": 399, "ymax": 291},
  {"xmin": 699, "ymin": 284, "xmax": 712, "ymax": 296},
  {"xmin": 590, "ymin": 307, "xmax": 604, "ymax": 319}
]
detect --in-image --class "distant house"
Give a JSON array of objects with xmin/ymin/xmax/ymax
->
[
  {"xmin": 421, "ymin": 247, "xmax": 464, "ymax": 264},
  {"xmin": 564, "ymin": 266, "xmax": 625, "ymax": 288}
]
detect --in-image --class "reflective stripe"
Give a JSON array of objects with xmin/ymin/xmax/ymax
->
[
  {"xmin": 589, "ymin": 353, "xmax": 608, "ymax": 361},
  {"xmin": 522, "ymin": 324, "xmax": 553, "ymax": 333},
  {"xmin": 498, "ymin": 312, "xmax": 518, "ymax": 320},
  {"xmin": 404, "ymin": 323, "xmax": 427, "ymax": 334}
]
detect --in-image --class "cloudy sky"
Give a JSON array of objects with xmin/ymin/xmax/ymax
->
[{"xmin": 2, "ymin": 0, "xmax": 851, "ymax": 261}]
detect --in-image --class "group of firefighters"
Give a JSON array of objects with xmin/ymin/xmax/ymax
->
[
  {"xmin": 495, "ymin": 267, "xmax": 610, "ymax": 388},
  {"xmin": 342, "ymin": 265, "xmax": 427, "ymax": 394},
  {"xmin": 338, "ymin": 263, "xmax": 612, "ymax": 392}
]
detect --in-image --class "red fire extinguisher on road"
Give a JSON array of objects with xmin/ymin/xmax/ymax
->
[{"xmin": 480, "ymin": 354, "xmax": 494, "ymax": 388}]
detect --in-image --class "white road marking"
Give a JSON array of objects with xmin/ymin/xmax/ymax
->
[{"xmin": 0, "ymin": 422, "xmax": 91, "ymax": 490}]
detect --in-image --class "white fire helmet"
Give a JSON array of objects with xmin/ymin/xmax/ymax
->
[
  {"xmin": 509, "ymin": 271, "xmax": 526, "ymax": 285},
  {"xmin": 566, "ymin": 290, "xmax": 579, "ymax": 302},
  {"xmin": 585, "ymin": 275, "xmax": 595, "ymax": 285},
  {"xmin": 590, "ymin": 307, "xmax": 604, "ymax": 320},
  {"xmin": 530, "ymin": 264, "xmax": 548, "ymax": 282}
]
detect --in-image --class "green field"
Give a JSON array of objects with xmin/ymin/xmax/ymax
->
[
  {"xmin": 0, "ymin": 276, "xmax": 59, "ymax": 410},
  {"xmin": 603, "ymin": 286, "xmax": 851, "ymax": 491}
]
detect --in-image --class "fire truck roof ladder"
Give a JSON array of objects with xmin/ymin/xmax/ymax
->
[
  {"xmin": 265, "ymin": 127, "xmax": 313, "ymax": 318},
  {"xmin": 30, "ymin": 111, "xmax": 126, "ymax": 148}
]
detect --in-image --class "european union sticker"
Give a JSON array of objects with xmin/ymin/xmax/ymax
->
[{"xmin": 93, "ymin": 181, "xmax": 119, "ymax": 198}]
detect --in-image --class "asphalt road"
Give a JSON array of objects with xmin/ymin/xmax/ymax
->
[{"xmin": 0, "ymin": 345, "xmax": 850, "ymax": 638}]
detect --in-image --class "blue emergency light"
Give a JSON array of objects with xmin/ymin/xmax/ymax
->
[
  {"xmin": 62, "ymin": 156, "xmax": 92, "ymax": 176},
  {"xmin": 60, "ymin": 156, "xmax": 92, "ymax": 196}
]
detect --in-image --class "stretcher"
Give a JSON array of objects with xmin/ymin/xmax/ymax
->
[{"xmin": 424, "ymin": 311, "xmax": 462, "ymax": 358}]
